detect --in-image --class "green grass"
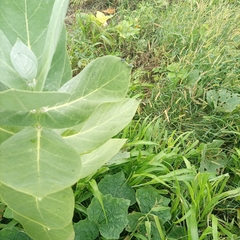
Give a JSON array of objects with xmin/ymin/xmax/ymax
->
[{"xmin": 67, "ymin": 0, "xmax": 240, "ymax": 239}]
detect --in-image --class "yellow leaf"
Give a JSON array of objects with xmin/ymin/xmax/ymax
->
[{"xmin": 96, "ymin": 11, "xmax": 113, "ymax": 25}]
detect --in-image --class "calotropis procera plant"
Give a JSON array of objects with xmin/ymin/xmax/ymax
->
[{"xmin": 0, "ymin": 0, "xmax": 138, "ymax": 239}]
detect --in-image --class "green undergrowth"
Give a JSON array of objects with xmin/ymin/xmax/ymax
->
[
  {"xmin": 65, "ymin": 0, "xmax": 240, "ymax": 239},
  {"xmin": 67, "ymin": 0, "xmax": 240, "ymax": 142},
  {"xmin": 64, "ymin": 0, "xmax": 240, "ymax": 239}
]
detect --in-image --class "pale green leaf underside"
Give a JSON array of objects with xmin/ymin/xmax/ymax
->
[
  {"xmin": 0, "ymin": 184, "xmax": 74, "ymax": 229},
  {"xmin": 10, "ymin": 39, "xmax": 38, "ymax": 80},
  {"xmin": 0, "ymin": 30, "xmax": 27, "ymax": 89},
  {"xmin": 64, "ymin": 99, "xmax": 139, "ymax": 154},
  {"xmin": 13, "ymin": 212, "xmax": 75, "ymax": 240},
  {"xmin": 0, "ymin": 127, "xmax": 81, "ymax": 198},
  {"xmin": 79, "ymin": 139, "xmax": 126, "ymax": 178},
  {"xmin": 0, "ymin": 89, "xmax": 70, "ymax": 111}
]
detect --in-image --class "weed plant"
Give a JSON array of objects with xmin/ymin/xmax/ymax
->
[{"xmin": 66, "ymin": 0, "xmax": 240, "ymax": 239}]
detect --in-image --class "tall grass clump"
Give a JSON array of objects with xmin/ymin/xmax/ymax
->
[{"xmin": 130, "ymin": 0, "xmax": 240, "ymax": 135}]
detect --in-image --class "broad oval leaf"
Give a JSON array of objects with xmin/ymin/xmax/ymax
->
[
  {"xmin": 64, "ymin": 98, "xmax": 139, "ymax": 154},
  {"xmin": 0, "ymin": 228, "xmax": 31, "ymax": 240},
  {"xmin": 13, "ymin": 212, "xmax": 75, "ymax": 240},
  {"xmin": 79, "ymin": 139, "xmax": 126, "ymax": 179},
  {"xmin": 0, "ymin": 184, "xmax": 74, "ymax": 229},
  {"xmin": 10, "ymin": 39, "xmax": 38, "ymax": 81},
  {"xmin": 0, "ymin": 89, "xmax": 70, "ymax": 111},
  {"xmin": 36, "ymin": 0, "xmax": 69, "ymax": 90},
  {"xmin": 0, "ymin": 110, "xmax": 37, "ymax": 127},
  {"xmin": 0, "ymin": 126, "xmax": 21, "ymax": 144},
  {"xmin": 0, "ymin": 127, "xmax": 82, "ymax": 198},
  {"xmin": 38, "ymin": 56, "xmax": 132, "ymax": 128},
  {"xmin": 59, "ymin": 56, "xmax": 131, "ymax": 100},
  {"xmin": 43, "ymin": 27, "xmax": 72, "ymax": 91}
]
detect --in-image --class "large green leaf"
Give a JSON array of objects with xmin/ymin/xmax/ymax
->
[
  {"xmin": 0, "ymin": 110, "xmax": 37, "ymax": 127},
  {"xmin": 44, "ymin": 27, "xmax": 72, "ymax": 91},
  {"xmin": 36, "ymin": 0, "xmax": 69, "ymax": 90},
  {"xmin": 0, "ymin": 126, "xmax": 21, "ymax": 144},
  {"xmin": 64, "ymin": 98, "xmax": 139, "ymax": 153},
  {"xmin": 0, "ymin": 30, "xmax": 27, "ymax": 89},
  {"xmin": 59, "ymin": 56, "xmax": 130, "ymax": 99},
  {"xmin": 0, "ymin": 228, "xmax": 31, "ymax": 240},
  {"xmin": 38, "ymin": 56, "xmax": 132, "ymax": 128},
  {"xmin": 98, "ymin": 171, "xmax": 136, "ymax": 205},
  {"xmin": 87, "ymin": 194, "xmax": 130, "ymax": 239},
  {"xmin": 0, "ymin": 127, "xmax": 81, "ymax": 198},
  {"xmin": 13, "ymin": 212, "xmax": 75, "ymax": 240},
  {"xmin": 0, "ymin": 184, "xmax": 74, "ymax": 229},
  {"xmin": 74, "ymin": 219, "xmax": 99, "ymax": 240},
  {"xmin": 0, "ymin": 81, "xmax": 8, "ymax": 91},
  {"xmin": 79, "ymin": 139, "xmax": 126, "ymax": 179},
  {"xmin": 0, "ymin": 89, "xmax": 70, "ymax": 111}
]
